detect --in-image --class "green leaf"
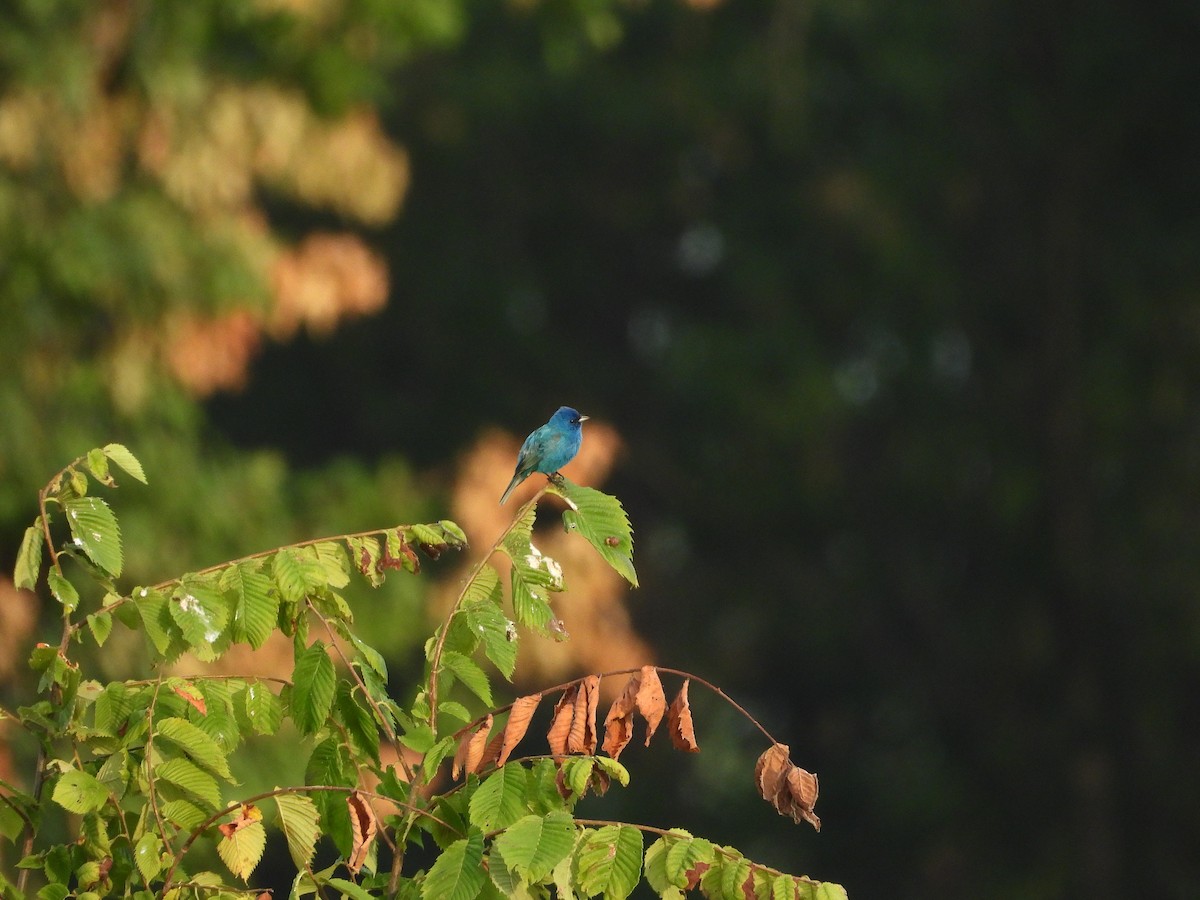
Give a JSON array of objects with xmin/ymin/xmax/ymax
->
[
  {"xmin": 103, "ymin": 444, "xmax": 148, "ymax": 484},
  {"xmin": 347, "ymin": 631, "xmax": 388, "ymax": 680},
  {"xmin": 562, "ymin": 758, "xmax": 594, "ymax": 798},
  {"xmin": 240, "ymin": 681, "xmax": 283, "ymax": 735},
  {"xmin": 440, "ymin": 651, "xmax": 493, "ymax": 707},
  {"xmin": 46, "ymin": 570, "xmax": 79, "ymax": 613},
  {"xmin": 217, "ymin": 820, "xmax": 266, "ymax": 881},
  {"xmin": 134, "ymin": 833, "xmax": 163, "ymax": 881},
  {"xmin": 421, "ymin": 831, "xmax": 485, "ymax": 900},
  {"xmin": 312, "ymin": 541, "xmax": 351, "ymax": 589},
  {"xmin": 86, "ymin": 448, "xmax": 111, "ymax": 485},
  {"xmin": 134, "ymin": 588, "xmax": 177, "ymax": 655},
  {"xmin": 469, "ymin": 763, "xmax": 529, "ymax": 831},
  {"xmin": 493, "ymin": 811, "xmax": 576, "ymax": 883},
  {"xmin": 14, "ymin": 522, "xmax": 42, "ymax": 590},
  {"xmin": 550, "ymin": 481, "xmax": 638, "ymax": 587},
  {"xmin": 575, "ymin": 825, "xmax": 643, "ymax": 900},
  {"xmin": 155, "ymin": 757, "xmax": 221, "ymax": 810},
  {"xmin": 814, "ymin": 883, "xmax": 849, "ymax": 900},
  {"xmin": 439, "ymin": 520, "xmax": 469, "ymax": 547},
  {"xmin": 700, "ymin": 852, "xmax": 751, "ymax": 900},
  {"xmin": 509, "ymin": 567, "xmax": 555, "ymax": 637},
  {"xmin": 62, "ymin": 497, "xmax": 123, "ymax": 578},
  {"xmin": 291, "ymin": 642, "xmax": 337, "ymax": 735},
  {"xmin": 274, "ymin": 547, "xmax": 318, "ymax": 603},
  {"xmin": 222, "ymin": 562, "xmax": 277, "ymax": 649},
  {"xmin": 593, "ymin": 756, "xmax": 630, "ymax": 788},
  {"xmin": 463, "ymin": 599, "xmax": 518, "ymax": 680},
  {"xmin": 346, "ymin": 536, "xmax": 383, "ymax": 587},
  {"xmin": 86, "ymin": 610, "xmax": 113, "ymax": 647},
  {"xmin": 275, "ymin": 792, "xmax": 321, "ymax": 871},
  {"xmin": 169, "ymin": 581, "xmax": 230, "ymax": 650},
  {"xmin": 336, "ymin": 682, "xmax": 381, "ymax": 764},
  {"xmin": 324, "ymin": 876, "xmax": 376, "ymax": 900},
  {"xmin": 93, "ymin": 683, "xmax": 132, "ymax": 736},
  {"xmin": 156, "ymin": 716, "xmax": 234, "ymax": 781},
  {"xmin": 51, "ymin": 768, "xmax": 109, "ymax": 814},
  {"xmin": 161, "ymin": 798, "xmax": 207, "ymax": 831}
]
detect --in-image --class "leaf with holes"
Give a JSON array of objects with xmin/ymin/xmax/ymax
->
[
  {"xmin": 62, "ymin": 497, "xmax": 123, "ymax": 577},
  {"xmin": 550, "ymin": 480, "xmax": 637, "ymax": 587},
  {"xmin": 217, "ymin": 820, "xmax": 266, "ymax": 881},
  {"xmin": 51, "ymin": 769, "xmax": 109, "ymax": 814}
]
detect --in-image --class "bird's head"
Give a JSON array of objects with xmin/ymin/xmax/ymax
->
[{"xmin": 552, "ymin": 406, "xmax": 589, "ymax": 429}]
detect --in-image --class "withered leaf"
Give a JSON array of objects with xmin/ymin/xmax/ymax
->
[
  {"xmin": 172, "ymin": 683, "xmax": 207, "ymax": 716},
  {"xmin": 547, "ymin": 684, "xmax": 579, "ymax": 758},
  {"xmin": 635, "ymin": 665, "xmax": 666, "ymax": 746},
  {"xmin": 479, "ymin": 730, "xmax": 505, "ymax": 773},
  {"xmin": 667, "ymin": 679, "xmax": 700, "ymax": 753},
  {"xmin": 217, "ymin": 803, "xmax": 261, "ymax": 837},
  {"xmin": 346, "ymin": 790, "xmax": 378, "ymax": 874},
  {"xmin": 497, "ymin": 693, "xmax": 542, "ymax": 768},
  {"xmin": 452, "ymin": 714, "xmax": 493, "ymax": 780},
  {"xmin": 754, "ymin": 742, "xmax": 821, "ymax": 831},
  {"xmin": 568, "ymin": 675, "xmax": 600, "ymax": 755},
  {"xmin": 602, "ymin": 671, "xmax": 640, "ymax": 761}
]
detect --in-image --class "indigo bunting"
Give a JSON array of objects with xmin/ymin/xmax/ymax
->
[{"xmin": 499, "ymin": 406, "xmax": 589, "ymax": 505}]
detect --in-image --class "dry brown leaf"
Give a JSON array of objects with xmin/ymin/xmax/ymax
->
[
  {"xmin": 497, "ymin": 693, "xmax": 542, "ymax": 768},
  {"xmin": 568, "ymin": 675, "xmax": 600, "ymax": 754},
  {"xmin": 479, "ymin": 731, "xmax": 505, "ymax": 774},
  {"xmin": 346, "ymin": 790, "xmax": 378, "ymax": 873},
  {"xmin": 217, "ymin": 803, "xmax": 261, "ymax": 837},
  {"xmin": 451, "ymin": 715, "xmax": 492, "ymax": 780},
  {"xmin": 602, "ymin": 671, "xmax": 640, "ymax": 760},
  {"xmin": 547, "ymin": 685, "xmax": 578, "ymax": 758},
  {"xmin": 667, "ymin": 679, "xmax": 700, "ymax": 753},
  {"xmin": 635, "ymin": 665, "xmax": 666, "ymax": 746},
  {"xmin": 754, "ymin": 742, "xmax": 821, "ymax": 831}
]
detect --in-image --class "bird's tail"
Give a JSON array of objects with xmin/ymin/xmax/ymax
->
[{"xmin": 499, "ymin": 474, "xmax": 523, "ymax": 506}]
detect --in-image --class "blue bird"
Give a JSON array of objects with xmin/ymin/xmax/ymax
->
[{"xmin": 500, "ymin": 406, "xmax": 589, "ymax": 505}]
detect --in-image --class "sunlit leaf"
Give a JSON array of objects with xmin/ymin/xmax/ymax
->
[
  {"xmin": 47, "ymin": 570, "xmax": 79, "ymax": 613},
  {"xmin": 291, "ymin": 642, "xmax": 336, "ymax": 735},
  {"xmin": 155, "ymin": 716, "xmax": 234, "ymax": 781},
  {"xmin": 468, "ymin": 762, "xmax": 528, "ymax": 831},
  {"xmin": 62, "ymin": 497, "xmax": 123, "ymax": 578},
  {"xmin": 102, "ymin": 444, "xmax": 148, "ymax": 484},
  {"xmin": 14, "ymin": 522, "xmax": 42, "ymax": 590},
  {"xmin": 550, "ymin": 480, "xmax": 637, "ymax": 587},
  {"xmin": 51, "ymin": 769, "xmax": 109, "ymax": 814},
  {"xmin": 155, "ymin": 757, "xmax": 221, "ymax": 810},
  {"xmin": 441, "ymin": 650, "xmax": 493, "ymax": 707},
  {"xmin": 420, "ymin": 831, "xmax": 485, "ymax": 900},
  {"xmin": 222, "ymin": 562, "xmax": 277, "ymax": 649},
  {"xmin": 217, "ymin": 820, "xmax": 266, "ymax": 881},
  {"xmin": 275, "ymin": 792, "xmax": 321, "ymax": 871},
  {"xmin": 492, "ymin": 811, "xmax": 576, "ymax": 883}
]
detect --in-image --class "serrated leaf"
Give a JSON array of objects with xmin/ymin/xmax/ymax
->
[
  {"xmin": 62, "ymin": 497, "xmax": 123, "ymax": 578},
  {"xmin": 464, "ymin": 599, "xmax": 518, "ymax": 679},
  {"xmin": 665, "ymin": 835, "xmax": 713, "ymax": 888},
  {"xmin": 156, "ymin": 757, "xmax": 221, "ymax": 809},
  {"xmin": 103, "ymin": 444, "xmax": 148, "ymax": 484},
  {"xmin": 291, "ymin": 642, "xmax": 337, "ymax": 735},
  {"xmin": 337, "ymin": 683, "xmax": 380, "ymax": 764},
  {"xmin": 161, "ymin": 798, "xmax": 207, "ymax": 830},
  {"xmin": 510, "ymin": 568, "xmax": 555, "ymax": 636},
  {"xmin": 421, "ymin": 831, "xmax": 485, "ymax": 900},
  {"xmin": 86, "ymin": 448, "xmax": 111, "ymax": 484},
  {"xmin": 575, "ymin": 825, "xmax": 643, "ymax": 900},
  {"xmin": 346, "ymin": 535, "xmax": 383, "ymax": 587},
  {"xmin": 86, "ymin": 610, "xmax": 113, "ymax": 647},
  {"xmin": 814, "ymin": 883, "xmax": 849, "ymax": 900},
  {"xmin": 134, "ymin": 833, "xmax": 163, "ymax": 881},
  {"xmin": 51, "ymin": 769, "xmax": 109, "ymax": 814},
  {"xmin": 441, "ymin": 651, "xmax": 493, "ymax": 707},
  {"xmin": 134, "ymin": 588, "xmax": 176, "ymax": 655},
  {"xmin": 469, "ymin": 763, "xmax": 529, "ymax": 831},
  {"xmin": 241, "ymin": 682, "xmax": 283, "ymax": 735},
  {"xmin": 551, "ymin": 481, "xmax": 638, "ymax": 587},
  {"xmin": 217, "ymin": 820, "xmax": 266, "ymax": 881},
  {"xmin": 169, "ymin": 581, "xmax": 230, "ymax": 650},
  {"xmin": 223, "ymin": 562, "xmax": 277, "ymax": 649},
  {"xmin": 47, "ymin": 570, "xmax": 79, "ymax": 612},
  {"xmin": 493, "ymin": 811, "xmax": 576, "ymax": 883},
  {"xmin": 312, "ymin": 541, "xmax": 351, "ymax": 589},
  {"xmin": 156, "ymin": 717, "xmax": 234, "ymax": 781},
  {"xmin": 274, "ymin": 547, "xmax": 319, "ymax": 604},
  {"xmin": 593, "ymin": 756, "xmax": 630, "ymax": 788},
  {"xmin": 14, "ymin": 522, "xmax": 42, "ymax": 590},
  {"xmin": 347, "ymin": 631, "xmax": 388, "ymax": 680},
  {"xmin": 275, "ymin": 792, "xmax": 322, "ymax": 871}
]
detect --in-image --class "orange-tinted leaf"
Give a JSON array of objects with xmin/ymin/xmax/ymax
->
[
  {"xmin": 479, "ymin": 730, "xmax": 505, "ymax": 773},
  {"xmin": 497, "ymin": 693, "xmax": 542, "ymax": 768},
  {"xmin": 782, "ymin": 766, "xmax": 821, "ymax": 831},
  {"xmin": 754, "ymin": 743, "xmax": 791, "ymax": 804},
  {"xmin": 635, "ymin": 666, "xmax": 666, "ymax": 746},
  {"xmin": 602, "ymin": 671, "xmax": 640, "ymax": 760},
  {"xmin": 547, "ymin": 685, "xmax": 578, "ymax": 758},
  {"xmin": 754, "ymin": 743, "xmax": 821, "ymax": 831},
  {"xmin": 667, "ymin": 679, "xmax": 700, "ymax": 753},
  {"xmin": 217, "ymin": 803, "xmax": 262, "ymax": 837},
  {"xmin": 347, "ymin": 790, "xmax": 378, "ymax": 873},
  {"xmin": 686, "ymin": 861, "xmax": 710, "ymax": 889},
  {"xmin": 568, "ymin": 675, "xmax": 600, "ymax": 754},
  {"xmin": 173, "ymin": 682, "xmax": 207, "ymax": 716},
  {"xmin": 452, "ymin": 715, "xmax": 493, "ymax": 780}
]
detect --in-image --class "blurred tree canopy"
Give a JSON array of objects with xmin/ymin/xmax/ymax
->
[{"xmin": 3, "ymin": 0, "xmax": 1199, "ymax": 898}]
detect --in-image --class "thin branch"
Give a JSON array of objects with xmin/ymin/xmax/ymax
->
[
  {"xmin": 143, "ymin": 678, "xmax": 172, "ymax": 851},
  {"xmin": 160, "ymin": 784, "xmax": 456, "ymax": 893}
]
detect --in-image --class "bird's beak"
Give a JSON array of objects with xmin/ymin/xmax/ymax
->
[{"xmin": 578, "ymin": 415, "xmax": 590, "ymax": 422}]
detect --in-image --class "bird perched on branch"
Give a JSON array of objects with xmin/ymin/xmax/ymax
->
[{"xmin": 500, "ymin": 406, "xmax": 589, "ymax": 505}]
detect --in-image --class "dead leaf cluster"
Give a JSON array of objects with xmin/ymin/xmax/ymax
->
[{"xmin": 754, "ymin": 743, "xmax": 820, "ymax": 831}]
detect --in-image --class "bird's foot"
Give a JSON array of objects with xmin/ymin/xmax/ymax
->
[{"xmin": 548, "ymin": 472, "xmax": 565, "ymax": 486}]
